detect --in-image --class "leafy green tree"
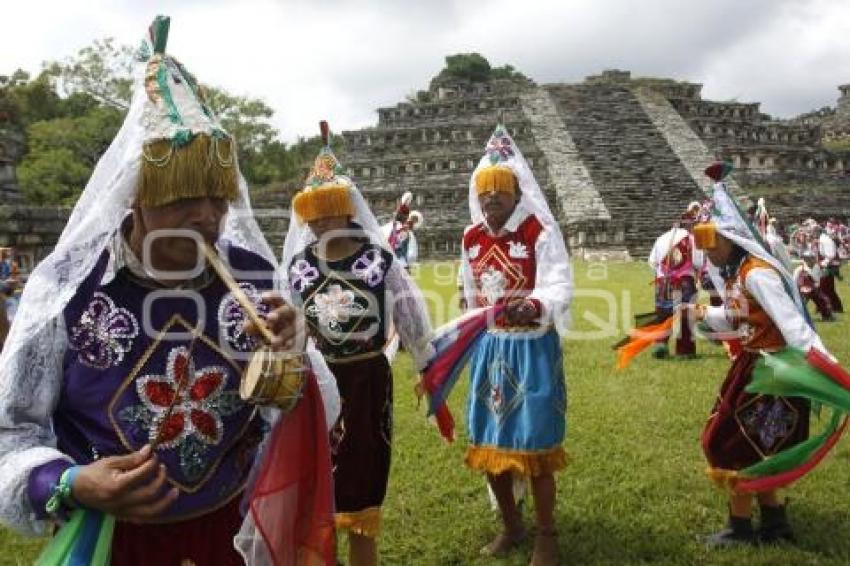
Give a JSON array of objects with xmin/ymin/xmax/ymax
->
[
  {"xmin": 47, "ymin": 38, "xmax": 135, "ymax": 110},
  {"xmin": 17, "ymin": 105, "xmax": 122, "ymax": 204},
  {"xmin": 0, "ymin": 70, "xmax": 62, "ymax": 130},
  {"xmin": 436, "ymin": 53, "xmax": 492, "ymax": 83},
  {"xmin": 203, "ymin": 87, "xmax": 285, "ymax": 184},
  {"xmin": 491, "ymin": 64, "xmax": 528, "ymax": 81},
  {"xmin": 17, "ymin": 148, "xmax": 91, "ymax": 205},
  {"xmin": 430, "ymin": 53, "xmax": 528, "ymax": 87}
]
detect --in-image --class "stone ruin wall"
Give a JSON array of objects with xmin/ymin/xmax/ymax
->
[
  {"xmin": 2, "ymin": 70, "xmax": 850, "ymax": 271},
  {"xmin": 339, "ymin": 69, "xmax": 850, "ymax": 259},
  {"xmin": 0, "ymin": 205, "xmax": 69, "ymax": 274},
  {"xmin": 0, "ymin": 126, "xmax": 22, "ymax": 204}
]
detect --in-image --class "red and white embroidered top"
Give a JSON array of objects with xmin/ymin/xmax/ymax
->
[{"xmin": 459, "ymin": 204, "xmax": 572, "ymax": 326}]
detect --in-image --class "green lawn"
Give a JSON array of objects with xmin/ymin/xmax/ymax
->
[{"xmin": 3, "ymin": 260, "xmax": 850, "ymax": 565}]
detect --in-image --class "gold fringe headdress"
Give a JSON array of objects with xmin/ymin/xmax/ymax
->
[
  {"xmin": 695, "ymin": 161, "xmax": 807, "ymax": 319},
  {"xmin": 136, "ymin": 16, "xmax": 238, "ymax": 207},
  {"xmin": 291, "ymin": 121, "xmax": 355, "ymax": 222},
  {"xmin": 473, "ymin": 124, "xmax": 520, "ymax": 196},
  {"xmin": 474, "ymin": 165, "xmax": 518, "ymax": 196},
  {"xmin": 693, "ymin": 161, "xmax": 738, "ymax": 251}
]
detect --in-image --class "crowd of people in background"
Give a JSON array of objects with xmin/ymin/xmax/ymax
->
[{"xmin": 0, "ymin": 247, "xmax": 20, "ymax": 351}]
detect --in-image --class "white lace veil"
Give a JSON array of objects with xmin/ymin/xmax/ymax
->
[
  {"xmin": 0, "ymin": 39, "xmax": 274, "ymax": 387},
  {"xmin": 280, "ymin": 186, "xmax": 391, "ymax": 284},
  {"xmin": 468, "ymin": 124, "xmax": 565, "ymax": 242},
  {"xmin": 708, "ymin": 179, "xmax": 809, "ymax": 320},
  {"xmin": 467, "ymin": 124, "xmax": 572, "ymax": 335},
  {"xmin": 281, "ymin": 132, "xmax": 399, "ymax": 289}
]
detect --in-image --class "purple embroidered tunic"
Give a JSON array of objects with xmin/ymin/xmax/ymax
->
[{"xmin": 28, "ymin": 244, "xmax": 273, "ymax": 521}]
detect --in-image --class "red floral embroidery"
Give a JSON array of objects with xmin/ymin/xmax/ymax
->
[
  {"xmin": 135, "ymin": 346, "xmax": 230, "ymax": 449},
  {"xmin": 158, "ymin": 413, "xmax": 186, "ymax": 445}
]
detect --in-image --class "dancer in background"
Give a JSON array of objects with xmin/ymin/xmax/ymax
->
[{"xmin": 284, "ymin": 122, "xmax": 434, "ymax": 566}]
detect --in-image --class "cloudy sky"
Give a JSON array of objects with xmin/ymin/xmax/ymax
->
[{"xmin": 3, "ymin": 0, "xmax": 849, "ymax": 143}]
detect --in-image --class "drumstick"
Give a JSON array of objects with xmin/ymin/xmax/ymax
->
[{"xmin": 202, "ymin": 242, "xmax": 275, "ymax": 345}]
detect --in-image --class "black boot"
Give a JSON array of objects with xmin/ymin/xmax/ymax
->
[
  {"xmin": 759, "ymin": 504, "xmax": 795, "ymax": 544},
  {"xmin": 704, "ymin": 515, "xmax": 757, "ymax": 548}
]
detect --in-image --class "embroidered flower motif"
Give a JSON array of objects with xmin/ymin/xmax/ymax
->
[
  {"xmin": 290, "ymin": 259, "xmax": 320, "ymax": 293},
  {"xmin": 467, "ymin": 244, "xmax": 481, "ymax": 260},
  {"xmin": 490, "ymin": 384, "xmax": 503, "ymax": 412},
  {"xmin": 507, "ymin": 241, "xmax": 529, "ymax": 259},
  {"xmin": 218, "ymin": 283, "xmax": 270, "ymax": 353},
  {"xmin": 117, "ymin": 343, "xmax": 246, "ymax": 483},
  {"xmin": 477, "ymin": 354, "xmax": 525, "ymax": 426},
  {"xmin": 70, "ymin": 292, "xmax": 139, "ymax": 369},
  {"xmin": 311, "ymin": 154, "xmax": 337, "ymax": 184},
  {"xmin": 306, "ymin": 284, "xmax": 367, "ymax": 332},
  {"xmin": 479, "ymin": 266, "xmax": 507, "ymax": 305},
  {"xmin": 486, "ymin": 131, "xmax": 515, "ymax": 164},
  {"xmin": 738, "ymin": 321, "xmax": 755, "ymax": 344},
  {"xmin": 352, "ymin": 248, "xmax": 386, "ymax": 288},
  {"xmin": 741, "ymin": 398, "xmax": 795, "ymax": 451},
  {"xmin": 133, "ymin": 347, "xmax": 238, "ymax": 451}
]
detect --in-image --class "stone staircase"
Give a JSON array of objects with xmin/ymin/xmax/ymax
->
[
  {"xmin": 519, "ymin": 89, "xmax": 612, "ymax": 224},
  {"xmin": 341, "ymin": 105, "xmax": 561, "ymax": 258},
  {"xmin": 633, "ymin": 87, "xmax": 748, "ymax": 202},
  {"xmin": 544, "ymin": 83, "xmax": 707, "ymax": 257},
  {"xmin": 249, "ymin": 186, "xmax": 293, "ymax": 256}
]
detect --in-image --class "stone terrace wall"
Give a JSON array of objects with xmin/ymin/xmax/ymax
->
[
  {"xmin": 666, "ymin": 89, "xmax": 849, "ymax": 182},
  {"xmin": 633, "ymin": 87, "xmax": 745, "ymax": 199},
  {"xmin": 341, "ymin": 77, "xmax": 632, "ymax": 259},
  {"xmin": 592, "ymin": 70, "xmax": 850, "ymax": 241},
  {"xmin": 0, "ymin": 127, "xmax": 23, "ymax": 204},
  {"xmin": 342, "ymin": 79, "xmax": 559, "ymax": 259},
  {"xmin": 544, "ymin": 82, "xmax": 706, "ymax": 257},
  {"xmin": 4, "ymin": 70, "xmax": 849, "ymax": 266},
  {"xmin": 0, "ymin": 205, "xmax": 69, "ymax": 274}
]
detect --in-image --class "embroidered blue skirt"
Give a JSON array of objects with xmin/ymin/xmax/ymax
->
[{"xmin": 465, "ymin": 328, "xmax": 568, "ymax": 476}]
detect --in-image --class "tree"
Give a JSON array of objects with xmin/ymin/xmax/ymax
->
[
  {"xmin": 1, "ymin": 69, "xmax": 107, "ymax": 140},
  {"xmin": 8, "ymin": 37, "xmax": 316, "ymax": 205},
  {"xmin": 18, "ymin": 105, "xmax": 123, "ymax": 204},
  {"xmin": 0, "ymin": 70, "xmax": 62, "ymax": 131},
  {"xmin": 435, "ymin": 53, "xmax": 492, "ymax": 84},
  {"xmin": 491, "ymin": 64, "xmax": 528, "ymax": 82},
  {"xmin": 429, "ymin": 53, "xmax": 528, "ymax": 88},
  {"xmin": 17, "ymin": 147, "xmax": 91, "ymax": 205},
  {"xmin": 203, "ymin": 87, "xmax": 284, "ymax": 184},
  {"xmin": 48, "ymin": 38, "xmax": 135, "ymax": 110}
]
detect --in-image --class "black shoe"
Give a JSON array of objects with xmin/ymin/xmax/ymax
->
[
  {"xmin": 652, "ymin": 345, "xmax": 669, "ymax": 359},
  {"xmin": 759, "ymin": 504, "xmax": 795, "ymax": 544},
  {"xmin": 704, "ymin": 516, "xmax": 757, "ymax": 548}
]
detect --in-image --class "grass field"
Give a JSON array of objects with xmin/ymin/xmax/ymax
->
[{"xmin": 2, "ymin": 260, "xmax": 850, "ymax": 565}]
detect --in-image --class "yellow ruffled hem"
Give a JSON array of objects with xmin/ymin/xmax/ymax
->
[
  {"xmin": 335, "ymin": 506, "xmax": 382, "ymax": 538},
  {"xmin": 705, "ymin": 466, "xmax": 754, "ymax": 494},
  {"xmin": 465, "ymin": 445, "xmax": 568, "ymax": 477}
]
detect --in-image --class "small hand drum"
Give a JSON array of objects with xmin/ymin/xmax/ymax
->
[
  {"xmin": 202, "ymin": 243, "xmax": 308, "ymax": 415},
  {"xmin": 240, "ymin": 345, "xmax": 307, "ymax": 414}
]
